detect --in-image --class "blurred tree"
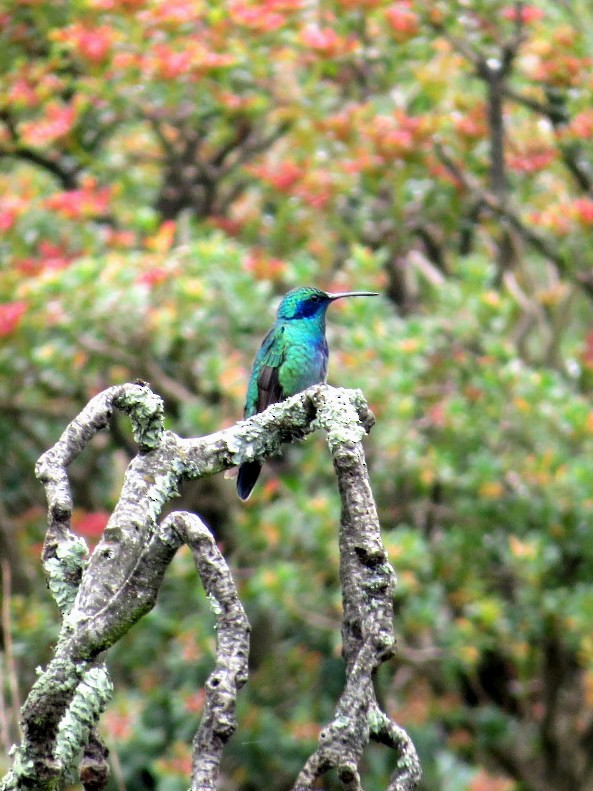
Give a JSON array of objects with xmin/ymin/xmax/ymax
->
[{"xmin": 2, "ymin": 1, "xmax": 593, "ymax": 789}]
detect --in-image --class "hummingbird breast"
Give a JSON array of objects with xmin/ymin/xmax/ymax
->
[{"xmin": 279, "ymin": 327, "xmax": 329, "ymax": 397}]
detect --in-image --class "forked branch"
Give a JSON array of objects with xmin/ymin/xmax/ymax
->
[{"xmin": 0, "ymin": 382, "xmax": 420, "ymax": 791}]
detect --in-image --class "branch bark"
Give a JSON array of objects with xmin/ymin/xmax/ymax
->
[
  {"xmin": 0, "ymin": 382, "xmax": 420, "ymax": 791},
  {"xmin": 428, "ymin": 2, "xmax": 528, "ymax": 278},
  {"xmin": 434, "ymin": 143, "xmax": 568, "ymax": 276}
]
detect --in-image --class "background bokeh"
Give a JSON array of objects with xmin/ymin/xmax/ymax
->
[{"xmin": 2, "ymin": 2, "xmax": 593, "ymax": 789}]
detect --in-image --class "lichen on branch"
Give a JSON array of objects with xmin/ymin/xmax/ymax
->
[{"xmin": 1, "ymin": 381, "xmax": 420, "ymax": 791}]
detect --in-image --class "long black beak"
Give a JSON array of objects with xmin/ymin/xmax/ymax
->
[{"xmin": 327, "ymin": 291, "xmax": 379, "ymax": 300}]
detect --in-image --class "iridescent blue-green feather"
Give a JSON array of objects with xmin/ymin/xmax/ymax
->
[
  {"xmin": 237, "ymin": 326, "xmax": 287, "ymax": 500},
  {"xmin": 237, "ymin": 285, "xmax": 377, "ymax": 500}
]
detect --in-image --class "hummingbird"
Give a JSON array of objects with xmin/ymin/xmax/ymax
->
[{"xmin": 237, "ymin": 285, "xmax": 378, "ymax": 500}]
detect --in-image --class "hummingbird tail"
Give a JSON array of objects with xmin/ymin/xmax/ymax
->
[{"xmin": 237, "ymin": 461, "xmax": 262, "ymax": 501}]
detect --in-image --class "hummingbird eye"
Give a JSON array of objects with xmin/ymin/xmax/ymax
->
[{"xmin": 310, "ymin": 295, "xmax": 320, "ymax": 303}]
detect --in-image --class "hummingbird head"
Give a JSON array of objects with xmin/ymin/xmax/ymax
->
[{"xmin": 277, "ymin": 286, "xmax": 378, "ymax": 320}]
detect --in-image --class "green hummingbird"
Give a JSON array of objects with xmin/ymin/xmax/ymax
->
[{"xmin": 237, "ymin": 285, "xmax": 378, "ymax": 500}]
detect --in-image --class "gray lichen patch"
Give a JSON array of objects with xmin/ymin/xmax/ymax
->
[
  {"xmin": 54, "ymin": 665, "xmax": 113, "ymax": 771},
  {"xmin": 145, "ymin": 470, "xmax": 181, "ymax": 521},
  {"xmin": 313, "ymin": 390, "xmax": 367, "ymax": 454},
  {"xmin": 114, "ymin": 385, "xmax": 165, "ymax": 450},
  {"xmin": 44, "ymin": 535, "xmax": 89, "ymax": 615}
]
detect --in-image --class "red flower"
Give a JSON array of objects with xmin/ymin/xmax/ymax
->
[
  {"xmin": 137, "ymin": 267, "xmax": 169, "ymax": 286},
  {"xmin": 44, "ymin": 179, "xmax": 111, "ymax": 219},
  {"xmin": 529, "ymin": 204, "xmax": 572, "ymax": 234},
  {"xmin": 534, "ymin": 55, "xmax": 592, "ymax": 88},
  {"xmin": 72, "ymin": 511, "xmax": 110, "ymax": 538},
  {"xmin": 138, "ymin": 0, "xmax": 199, "ymax": 26},
  {"xmin": 14, "ymin": 258, "xmax": 39, "ymax": 275},
  {"xmin": 250, "ymin": 161, "xmax": 304, "ymax": 191},
  {"xmin": 229, "ymin": 1, "xmax": 288, "ymax": 32},
  {"xmin": 183, "ymin": 690, "xmax": 206, "ymax": 714},
  {"xmin": 300, "ymin": 24, "xmax": 357, "ymax": 57},
  {"xmin": 294, "ymin": 169, "xmax": 334, "ymax": 209},
  {"xmin": 145, "ymin": 42, "xmax": 235, "ymax": 80},
  {"xmin": 7, "ymin": 77, "xmax": 38, "ymax": 108},
  {"xmin": 90, "ymin": 0, "xmax": 144, "ymax": 8},
  {"xmin": 208, "ymin": 216, "xmax": 244, "ymax": 236},
  {"xmin": 343, "ymin": 151, "xmax": 383, "ymax": 174},
  {"xmin": 0, "ymin": 208, "xmax": 17, "ymax": 232},
  {"xmin": 582, "ymin": 331, "xmax": 593, "ymax": 368},
  {"xmin": 20, "ymin": 103, "xmax": 77, "ymax": 146},
  {"xmin": 574, "ymin": 197, "xmax": 593, "ymax": 225},
  {"xmin": 14, "ymin": 242, "xmax": 78, "ymax": 274},
  {"xmin": 386, "ymin": 2, "xmax": 420, "ymax": 42},
  {"xmin": 0, "ymin": 302, "xmax": 27, "ymax": 337},
  {"xmin": 149, "ymin": 44, "xmax": 193, "ymax": 79},
  {"xmin": 567, "ymin": 110, "xmax": 593, "ymax": 139},
  {"xmin": 104, "ymin": 229, "xmax": 137, "ymax": 248},
  {"xmin": 244, "ymin": 250, "xmax": 287, "ymax": 279},
  {"xmin": 454, "ymin": 109, "xmax": 487, "ymax": 139},
  {"xmin": 508, "ymin": 148, "xmax": 556, "ymax": 173},
  {"xmin": 501, "ymin": 5, "xmax": 544, "ymax": 23},
  {"xmin": 38, "ymin": 240, "xmax": 79, "ymax": 270},
  {"xmin": 53, "ymin": 23, "xmax": 116, "ymax": 64},
  {"xmin": 366, "ymin": 112, "xmax": 428, "ymax": 159},
  {"xmin": 336, "ymin": 0, "xmax": 381, "ymax": 7}
]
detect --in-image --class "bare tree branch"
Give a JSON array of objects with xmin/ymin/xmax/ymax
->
[
  {"xmin": 0, "ymin": 111, "xmax": 82, "ymax": 190},
  {"xmin": 1, "ymin": 382, "xmax": 419, "ymax": 791},
  {"xmin": 434, "ymin": 143, "xmax": 568, "ymax": 274}
]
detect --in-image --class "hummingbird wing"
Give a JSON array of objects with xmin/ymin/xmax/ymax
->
[
  {"xmin": 237, "ymin": 324, "xmax": 286, "ymax": 501},
  {"xmin": 255, "ymin": 325, "xmax": 286, "ymax": 412}
]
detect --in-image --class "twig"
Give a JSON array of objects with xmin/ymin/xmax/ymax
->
[
  {"xmin": 501, "ymin": 86, "xmax": 568, "ymax": 125},
  {"xmin": 1, "ymin": 561, "xmax": 22, "ymax": 740},
  {"xmin": 502, "ymin": 87, "xmax": 592, "ymax": 193},
  {"xmin": 106, "ymin": 740, "xmax": 126, "ymax": 791},
  {"xmin": 434, "ymin": 143, "xmax": 567, "ymax": 274},
  {"xmin": 0, "ymin": 111, "xmax": 81, "ymax": 190},
  {"xmin": 429, "ymin": 4, "xmax": 527, "ymax": 202},
  {"xmin": 168, "ymin": 512, "xmax": 250, "ymax": 790},
  {"xmin": 0, "ymin": 655, "xmax": 9, "ymax": 759},
  {"xmin": 369, "ymin": 702, "xmax": 422, "ymax": 791}
]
